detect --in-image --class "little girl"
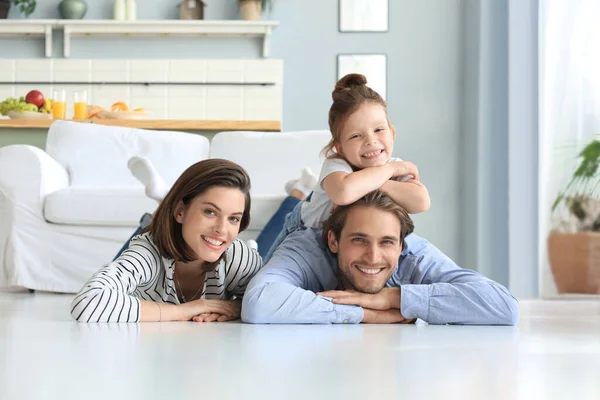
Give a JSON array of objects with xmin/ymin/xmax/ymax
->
[{"xmin": 262, "ymin": 73, "xmax": 431, "ymax": 262}]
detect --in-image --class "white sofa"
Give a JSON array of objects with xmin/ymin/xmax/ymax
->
[{"xmin": 0, "ymin": 120, "xmax": 329, "ymax": 293}]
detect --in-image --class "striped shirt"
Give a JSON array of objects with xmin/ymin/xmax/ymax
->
[{"xmin": 70, "ymin": 232, "xmax": 262, "ymax": 322}]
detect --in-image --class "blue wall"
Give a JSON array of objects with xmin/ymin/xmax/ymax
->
[{"xmin": 2, "ymin": 0, "xmax": 476, "ymax": 273}]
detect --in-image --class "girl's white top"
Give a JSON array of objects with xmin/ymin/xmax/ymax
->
[{"xmin": 300, "ymin": 156, "xmax": 402, "ymax": 228}]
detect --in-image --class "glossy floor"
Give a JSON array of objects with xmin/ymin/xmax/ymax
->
[{"xmin": 1, "ymin": 292, "xmax": 599, "ymax": 400}]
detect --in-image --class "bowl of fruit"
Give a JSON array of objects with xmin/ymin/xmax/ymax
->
[
  {"xmin": 98, "ymin": 102, "xmax": 150, "ymax": 120},
  {"xmin": 0, "ymin": 91, "xmax": 53, "ymax": 120}
]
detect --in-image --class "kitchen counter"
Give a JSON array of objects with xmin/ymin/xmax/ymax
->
[
  {"xmin": 0, "ymin": 119, "xmax": 281, "ymax": 131},
  {"xmin": 0, "ymin": 118, "xmax": 281, "ymax": 149}
]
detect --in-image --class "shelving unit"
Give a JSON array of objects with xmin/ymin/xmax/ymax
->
[
  {"xmin": 0, "ymin": 20, "xmax": 53, "ymax": 57},
  {"xmin": 0, "ymin": 19, "xmax": 279, "ymax": 58}
]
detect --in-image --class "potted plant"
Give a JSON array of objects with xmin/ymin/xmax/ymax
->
[
  {"xmin": 548, "ymin": 140, "xmax": 600, "ymax": 294},
  {"xmin": 178, "ymin": 0, "xmax": 206, "ymax": 20},
  {"xmin": 1, "ymin": 0, "xmax": 36, "ymax": 18},
  {"xmin": 239, "ymin": 0, "xmax": 272, "ymax": 21}
]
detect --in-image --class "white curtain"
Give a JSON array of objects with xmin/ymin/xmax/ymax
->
[{"xmin": 539, "ymin": 0, "xmax": 600, "ymax": 295}]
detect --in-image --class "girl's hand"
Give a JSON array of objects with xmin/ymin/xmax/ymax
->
[
  {"xmin": 391, "ymin": 161, "xmax": 419, "ymax": 181},
  {"xmin": 191, "ymin": 300, "xmax": 242, "ymax": 323},
  {"xmin": 179, "ymin": 299, "xmax": 239, "ymax": 321}
]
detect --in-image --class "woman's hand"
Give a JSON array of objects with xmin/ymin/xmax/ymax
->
[
  {"xmin": 190, "ymin": 299, "xmax": 242, "ymax": 323},
  {"xmin": 178, "ymin": 299, "xmax": 239, "ymax": 321}
]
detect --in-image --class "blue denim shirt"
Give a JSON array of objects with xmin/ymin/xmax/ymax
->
[{"xmin": 242, "ymin": 228, "xmax": 520, "ymax": 325}]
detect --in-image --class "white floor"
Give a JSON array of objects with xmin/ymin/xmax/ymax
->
[{"xmin": 1, "ymin": 293, "xmax": 599, "ymax": 400}]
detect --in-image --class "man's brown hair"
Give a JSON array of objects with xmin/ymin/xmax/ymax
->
[
  {"xmin": 142, "ymin": 158, "xmax": 251, "ymax": 266},
  {"xmin": 321, "ymin": 190, "xmax": 414, "ymax": 247}
]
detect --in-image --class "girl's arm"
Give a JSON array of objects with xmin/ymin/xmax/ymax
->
[
  {"xmin": 322, "ymin": 161, "xmax": 415, "ymax": 205},
  {"xmin": 380, "ymin": 179, "xmax": 431, "ymax": 214}
]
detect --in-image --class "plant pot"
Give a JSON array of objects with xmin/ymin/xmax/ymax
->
[
  {"xmin": 59, "ymin": 0, "xmax": 87, "ymax": 20},
  {"xmin": 548, "ymin": 231, "xmax": 600, "ymax": 294},
  {"xmin": 0, "ymin": 0, "xmax": 10, "ymax": 19},
  {"xmin": 179, "ymin": 0, "xmax": 204, "ymax": 20},
  {"xmin": 240, "ymin": 0, "xmax": 261, "ymax": 21}
]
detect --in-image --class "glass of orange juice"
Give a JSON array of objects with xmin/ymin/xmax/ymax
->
[
  {"xmin": 73, "ymin": 90, "xmax": 88, "ymax": 120},
  {"xmin": 52, "ymin": 90, "xmax": 66, "ymax": 119}
]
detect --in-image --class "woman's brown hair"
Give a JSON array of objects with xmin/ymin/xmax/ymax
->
[
  {"xmin": 321, "ymin": 190, "xmax": 414, "ymax": 249},
  {"xmin": 323, "ymin": 73, "xmax": 393, "ymax": 158},
  {"xmin": 142, "ymin": 158, "xmax": 252, "ymax": 266}
]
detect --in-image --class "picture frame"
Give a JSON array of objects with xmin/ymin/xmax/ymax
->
[
  {"xmin": 338, "ymin": 0, "xmax": 389, "ymax": 33},
  {"xmin": 337, "ymin": 54, "xmax": 387, "ymax": 100}
]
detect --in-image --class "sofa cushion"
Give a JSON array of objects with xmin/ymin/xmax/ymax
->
[
  {"xmin": 209, "ymin": 130, "xmax": 330, "ymax": 196},
  {"xmin": 44, "ymin": 187, "xmax": 157, "ymax": 227},
  {"xmin": 43, "ymin": 186, "xmax": 285, "ymax": 231},
  {"xmin": 45, "ymin": 121, "xmax": 210, "ymax": 188}
]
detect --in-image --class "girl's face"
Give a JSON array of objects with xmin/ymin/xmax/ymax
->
[
  {"xmin": 174, "ymin": 186, "xmax": 246, "ymax": 263},
  {"xmin": 336, "ymin": 103, "xmax": 395, "ymax": 169}
]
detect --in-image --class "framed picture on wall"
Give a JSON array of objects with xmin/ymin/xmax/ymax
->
[
  {"xmin": 339, "ymin": 0, "xmax": 389, "ymax": 32},
  {"xmin": 337, "ymin": 54, "xmax": 387, "ymax": 100}
]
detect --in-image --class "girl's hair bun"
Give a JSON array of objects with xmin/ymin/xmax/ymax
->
[{"xmin": 334, "ymin": 73, "xmax": 368, "ymax": 93}]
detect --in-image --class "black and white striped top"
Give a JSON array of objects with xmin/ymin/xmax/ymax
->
[{"xmin": 70, "ymin": 232, "xmax": 262, "ymax": 322}]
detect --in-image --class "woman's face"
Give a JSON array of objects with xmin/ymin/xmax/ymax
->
[{"xmin": 175, "ymin": 186, "xmax": 246, "ymax": 263}]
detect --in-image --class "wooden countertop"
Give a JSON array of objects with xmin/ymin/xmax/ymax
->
[{"xmin": 0, "ymin": 119, "xmax": 281, "ymax": 131}]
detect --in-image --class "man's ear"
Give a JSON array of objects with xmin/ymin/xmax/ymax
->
[
  {"xmin": 327, "ymin": 231, "xmax": 339, "ymax": 253},
  {"xmin": 174, "ymin": 201, "xmax": 185, "ymax": 224}
]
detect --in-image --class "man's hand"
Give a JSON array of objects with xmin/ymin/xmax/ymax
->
[
  {"xmin": 362, "ymin": 308, "xmax": 411, "ymax": 324},
  {"xmin": 317, "ymin": 288, "xmax": 401, "ymax": 311}
]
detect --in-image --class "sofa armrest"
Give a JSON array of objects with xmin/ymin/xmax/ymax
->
[{"xmin": 0, "ymin": 145, "xmax": 69, "ymax": 218}]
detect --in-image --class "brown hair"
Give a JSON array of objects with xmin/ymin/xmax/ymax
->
[
  {"xmin": 323, "ymin": 73, "xmax": 393, "ymax": 158},
  {"xmin": 142, "ymin": 159, "xmax": 251, "ymax": 267},
  {"xmin": 321, "ymin": 190, "xmax": 414, "ymax": 248}
]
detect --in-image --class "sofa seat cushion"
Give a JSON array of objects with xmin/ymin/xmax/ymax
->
[
  {"xmin": 44, "ymin": 187, "xmax": 157, "ymax": 227},
  {"xmin": 246, "ymin": 195, "xmax": 286, "ymax": 231},
  {"xmin": 44, "ymin": 188, "xmax": 287, "ymax": 232}
]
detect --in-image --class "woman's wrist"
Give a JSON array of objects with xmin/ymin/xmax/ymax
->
[{"xmin": 160, "ymin": 302, "xmax": 191, "ymax": 321}]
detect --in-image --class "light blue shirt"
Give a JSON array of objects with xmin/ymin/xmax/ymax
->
[{"xmin": 242, "ymin": 229, "xmax": 519, "ymax": 325}]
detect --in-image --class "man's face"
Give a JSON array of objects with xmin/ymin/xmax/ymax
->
[{"xmin": 327, "ymin": 206, "xmax": 403, "ymax": 294}]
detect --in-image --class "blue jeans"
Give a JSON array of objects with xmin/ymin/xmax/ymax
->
[
  {"xmin": 259, "ymin": 199, "xmax": 306, "ymax": 264},
  {"xmin": 112, "ymin": 213, "xmax": 153, "ymax": 261}
]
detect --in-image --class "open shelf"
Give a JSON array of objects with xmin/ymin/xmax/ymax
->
[
  {"xmin": 0, "ymin": 20, "xmax": 53, "ymax": 57},
  {"xmin": 0, "ymin": 19, "xmax": 279, "ymax": 58}
]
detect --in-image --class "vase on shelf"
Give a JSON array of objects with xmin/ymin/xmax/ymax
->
[
  {"xmin": 126, "ymin": 0, "xmax": 137, "ymax": 21},
  {"xmin": 179, "ymin": 0, "xmax": 205, "ymax": 20},
  {"xmin": 59, "ymin": 0, "xmax": 87, "ymax": 19},
  {"xmin": 113, "ymin": 0, "xmax": 126, "ymax": 20},
  {"xmin": 239, "ymin": 0, "xmax": 262, "ymax": 21}
]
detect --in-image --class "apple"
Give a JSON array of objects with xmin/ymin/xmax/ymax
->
[{"xmin": 25, "ymin": 90, "xmax": 44, "ymax": 108}]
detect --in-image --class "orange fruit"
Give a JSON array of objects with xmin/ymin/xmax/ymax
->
[{"xmin": 111, "ymin": 102, "xmax": 129, "ymax": 112}]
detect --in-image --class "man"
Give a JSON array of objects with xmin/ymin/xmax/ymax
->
[{"xmin": 241, "ymin": 191, "xmax": 519, "ymax": 325}]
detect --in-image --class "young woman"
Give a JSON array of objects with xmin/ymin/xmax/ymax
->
[{"xmin": 70, "ymin": 159, "xmax": 262, "ymax": 323}]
